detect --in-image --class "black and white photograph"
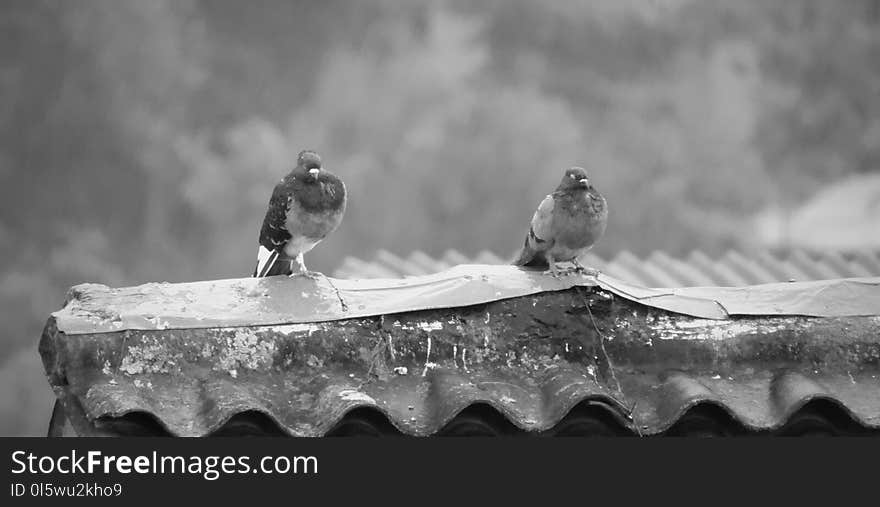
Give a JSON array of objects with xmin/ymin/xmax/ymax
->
[{"xmin": 1, "ymin": 0, "xmax": 879, "ymax": 492}]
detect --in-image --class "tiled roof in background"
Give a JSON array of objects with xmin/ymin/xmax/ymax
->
[{"xmin": 334, "ymin": 249, "xmax": 880, "ymax": 286}]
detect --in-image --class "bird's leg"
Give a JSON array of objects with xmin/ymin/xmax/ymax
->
[
  {"xmin": 290, "ymin": 253, "xmax": 322, "ymax": 279},
  {"xmin": 543, "ymin": 254, "xmax": 561, "ymax": 278},
  {"xmin": 289, "ymin": 253, "xmax": 308, "ymax": 276}
]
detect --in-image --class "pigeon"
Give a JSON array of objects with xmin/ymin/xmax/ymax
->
[
  {"xmin": 253, "ymin": 150, "xmax": 347, "ymax": 278},
  {"xmin": 513, "ymin": 167, "xmax": 607, "ymax": 277}
]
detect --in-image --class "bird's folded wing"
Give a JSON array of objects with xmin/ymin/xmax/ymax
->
[{"xmin": 528, "ymin": 194, "xmax": 555, "ymax": 248}]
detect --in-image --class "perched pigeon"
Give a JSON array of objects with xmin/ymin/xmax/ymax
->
[
  {"xmin": 513, "ymin": 167, "xmax": 607, "ymax": 277},
  {"xmin": 253, "ymin": 150, "xmax": 347, "ymax": 278}
]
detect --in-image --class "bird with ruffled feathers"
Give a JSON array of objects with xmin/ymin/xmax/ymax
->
[
  {"xmin": 253, "ymin": 149, "xmax": 347, "ymax": 278},
  {"xmin": 513, "ymin": 167, "xmax": 607, "ymax": 277}
]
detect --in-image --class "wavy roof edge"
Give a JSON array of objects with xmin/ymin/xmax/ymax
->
[
  {"xmin": 57, "ymin": 369, "xmax": 880, "ymax": 437},
  {"xmin": 42, "ymin": 287, "xmax": 880, "ymax": 437}
]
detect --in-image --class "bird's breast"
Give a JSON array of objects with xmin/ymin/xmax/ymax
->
[
  {"xmin": 283, "ymin": 235, "xmax": 321, "ymax": 258},
  {"xmin": 285, "ymin": 196, "xmax": 345, "ymax": 242},
  {"xmin": 553, "ymin": 194, "xmax": 607, "ymax": 251}
]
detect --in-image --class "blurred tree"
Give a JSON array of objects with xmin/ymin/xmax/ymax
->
[{"xmin": 753, "ymin": 0, "xmax": 880, "ymax": 205}]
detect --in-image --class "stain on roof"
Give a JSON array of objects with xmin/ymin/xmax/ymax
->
[{"xmin": 333, "ymin": 249, "xmax": 880, "ymax": 287}]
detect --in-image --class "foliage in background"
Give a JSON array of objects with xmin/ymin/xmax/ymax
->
[{"xmin": 1, "ymin": 0, "xmax": 878, "ymax": 435}]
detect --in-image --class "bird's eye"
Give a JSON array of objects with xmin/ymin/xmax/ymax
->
[{"xmin": 569, "ymin": 174, "xmax": 576, "ymax": 179}]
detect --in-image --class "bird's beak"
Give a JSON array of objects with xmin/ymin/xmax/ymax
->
[
  {"xmin": 579, "ymin": 178, "xmax": 589, "ymax": 186},
  {"xmin": 309, "ymin": 168, "xmax": 320, "ymax": 179}
]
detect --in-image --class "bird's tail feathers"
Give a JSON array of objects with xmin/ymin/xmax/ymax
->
[
  {"xmin": 514, "ymin": 248, "xmax": 549, "ymax": 268},
  {"xmin": 512, "ymin": 234, "xmax": 548, "ymax": 268},
  {"xmin": 254, "ymin": 245, "xmax": 281, "ymax": 277}
]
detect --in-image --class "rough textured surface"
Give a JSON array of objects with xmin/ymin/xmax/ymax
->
[
  {"xmin": 41, "ymin": 282, "xmax": 880, "ymax": 437},
  {"xmin": 51, "ymin": 266, "xmax": 880, "ymax": 340}
]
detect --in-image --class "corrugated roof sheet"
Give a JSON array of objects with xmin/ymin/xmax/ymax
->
[
  {"xmin": 42, "ymin": 275, "xmax": 880, "ymax": 437},
  {"xmin": 333, "ymin": 249, "xmax": 880, "ymax": 287}
]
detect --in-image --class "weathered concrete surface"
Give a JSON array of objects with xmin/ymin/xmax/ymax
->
[
  {"xmin": 50, "ymin": 266, "xmax": 880, "ymax": 338},
  {"xmin": 40, "ymin": 282, "xmax": 880, "ymax": 436}
]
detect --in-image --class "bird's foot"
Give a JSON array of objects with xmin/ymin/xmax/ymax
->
[
  {"xmin": 288, "ymin": 269, "xmax": 322, "ymax": 279},
  {"xmin": 543, "ymin": 264, "xmax": 562, "ymax": 279},
  {"xmin": 579, "ymin": 267, "xmax": 600, "ymax": 278},
  {"xmin": 303, "ymin": 270, "xmax": 324, "ymax": 280},
  {"xmin": 570, "ymin": 260, "xmax": 600, "ymax": 278}
]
